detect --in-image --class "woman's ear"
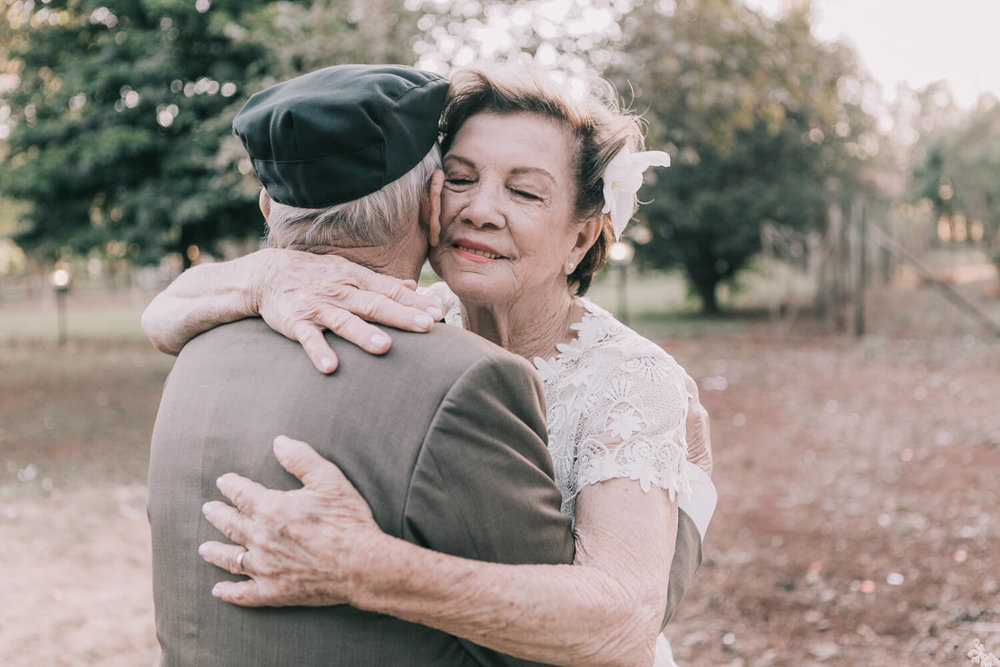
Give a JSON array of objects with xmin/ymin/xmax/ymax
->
[
  {"xmin": 426, "ymin": 169, "xmax": 445, "ymax": 247},
  {"xmin": 570, "ymin": 214, "xmax": 605, "ymax": 267}
]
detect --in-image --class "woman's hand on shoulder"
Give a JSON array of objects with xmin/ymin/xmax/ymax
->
[{"xmin": 250, "ymin": 248, "xmax": 444, "ymax": 373}]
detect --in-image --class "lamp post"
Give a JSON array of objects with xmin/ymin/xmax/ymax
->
[
  {"xmin": 50, "ymin": 265, "xmax": 72, "ymax": 346},
  {"xmin": 608, "ymin": 241, "xmax": 635, "ymax": 325}
]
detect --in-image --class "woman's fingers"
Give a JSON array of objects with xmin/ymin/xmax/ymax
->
[
  {"xmin": 290, "ymin": 321, "xmax": 341, "ymax": 373},
  {"xmin": 686, "ymin": 402, "xmax": 712, "ymax": 477},
  {"xmin": 210, "ymin": 580, "xmax": 268, "ymax": 607},
  {"xmin": 202, "ymin": 500, "xmax": 251, "ymax": 544},
  {"xmin": 349, "ymin": 264, "xmax": 442, "ymax": 316},
  {"xmin": 355, "ymin": 266, "xmax": 441, "ymax": 312},
  {"xmin": 312, "ymin": 307, "xmax": 393, "ymax": 356},
  {"xmin": 216, "ymin": 472, "xmax": 269, "ymax": 513},
  {"xmin": 259, "ymin": 251, "xmax": 445, "ymax": 372},
  {"xmin": 199, "ymin": 540, "xmax": 250, "ymax": 576},
  {"xmin": 273, "ymin": 435, "xmax": 350, "ymax": 491},
  {"xmin": 298, "ymin": 291, "xmax": 442, "ymax": 370},
  {"xmin": 336, "ymin": 290, "xmax": 439, "ymax": 333}
]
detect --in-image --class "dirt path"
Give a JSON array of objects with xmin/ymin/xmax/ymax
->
[
  {"xmin": 0, "ymin": 485, "xmax": 159, "ymax": 666},
  {"xmin": 663, "ymin": 330, "xmax": 1000, "ymax": 665}
]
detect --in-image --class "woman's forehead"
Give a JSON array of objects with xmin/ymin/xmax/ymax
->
[{"xmin": 449, "ymin": 111, "xmax": 574, "ymax": 178}]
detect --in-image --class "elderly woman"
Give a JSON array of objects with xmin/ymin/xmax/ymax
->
[{"xmin": 144, "ymin": 65, "xmax": 714, "ymax": 666}]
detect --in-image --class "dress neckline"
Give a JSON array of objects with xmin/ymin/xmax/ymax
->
[
  {"xmin": 435, "ymin": 285, "xmax": 618, "ymax": 375},
  {"xmin": 531, "ymin": 298, "xmax": 615, "ymax": 373}
]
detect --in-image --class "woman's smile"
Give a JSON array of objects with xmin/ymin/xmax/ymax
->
[{"xmin": 450, "ymin": 237, "xmax": 507, "ymax": 263}]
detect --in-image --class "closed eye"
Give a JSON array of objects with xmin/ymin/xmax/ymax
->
[
  {"xmin": 445, "ymin": 178, "xmax": 474, "ymax": 187},
  {"xmin": 512, "ymin": 189, "xmax": 541, "ymax": 201}
]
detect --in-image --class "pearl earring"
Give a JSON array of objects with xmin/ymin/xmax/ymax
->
[{"xmin": 566, "ymin": 261, "xmax": 575, "ymax": 273}]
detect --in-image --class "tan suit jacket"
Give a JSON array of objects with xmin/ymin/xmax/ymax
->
[{"xmin": 148, "ymin": 318, "xmax": 701, "ymax": 665}]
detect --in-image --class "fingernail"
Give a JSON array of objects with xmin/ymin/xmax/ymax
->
[
  {"xmin": 202, "ymin": 502, "xmax": 211, "ymax": 515},
  {"xmin": 274, "ymin": 435, "xmax": 289, "ymax": 452},
  {"xmin": 198, "ymin": 543, "xmax": 207, "ymax": 555},
  {"xmin": 371, "ymin": 333, "xmax": 390, "ymax": 348},
  {"xmin": 212, "ymin": 585, "xmax": 221, "ymax": 598},
  {"xmin": 320, "ymin": 357, "xmax": 334, "ymax": 372},
  {"xmin": 413, "ymin": 313, "xmax": 433, "ymax": 329},
  {"xmin": 215, "ymin": 477, "xmax": 223, "ymax": 490},
  {"xmin": 425, "ymin": 306, "xmax": 443, "ymax": 321}
]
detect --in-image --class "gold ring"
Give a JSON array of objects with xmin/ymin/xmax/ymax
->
[{"xmin": 235, "ymin": 549, "xmax": 248, "ymax": 575}]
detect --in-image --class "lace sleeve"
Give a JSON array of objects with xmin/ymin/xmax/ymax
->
[
  {"xmin": 575, "ymin": 354, "xmax": 691, "ymax": 501},
  {"xmin": 419, "ymin": 281, "xmax": 464, "ymax": 328}
]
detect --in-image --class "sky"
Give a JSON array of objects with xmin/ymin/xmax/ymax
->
[{"xmin": 744, "ymin": 0, "xmax": 1000, "ymax": 108}]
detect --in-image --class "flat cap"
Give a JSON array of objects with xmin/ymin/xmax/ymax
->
[{"xmin": 233, "ymin": 64, "xmax": 448, "ymax": 209}]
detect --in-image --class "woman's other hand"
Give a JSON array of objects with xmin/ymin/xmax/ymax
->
[
  {"xmin": 199, "ymin": 436, "xmax": 385, "ymax": 607},
  {"xmin": 251, "ymin": 248, "xmax": 443, "ymax": 373}
]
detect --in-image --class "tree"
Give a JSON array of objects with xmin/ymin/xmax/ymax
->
[
  {"xmin": 0, "ymin": 0, "xmax": 423, "ymax": 265},
  {"xmin": 909, "ymin": 91, "xmax": 1000, "ymax": 249},
  {"xmin": 608, "ymin": 0, "xmax": 879, "ymax": 313},
  {"xmin": 0, "ymin": 0, "xmax": 279, "ymax": 264}
]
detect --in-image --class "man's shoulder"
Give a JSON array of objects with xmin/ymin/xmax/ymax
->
[
  {"xmin": 179, "ymin": 317, "xmax": 535, "ymax": 389},
  {"xmin": 389, "ymin": 323, "xmax": 535, "ymax": 378}
]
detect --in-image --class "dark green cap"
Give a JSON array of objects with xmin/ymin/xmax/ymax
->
[{"xmin": 233, "ymin": 64, "xmax": 449, "ymax": 209}]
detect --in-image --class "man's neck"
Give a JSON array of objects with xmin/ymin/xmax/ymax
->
[{"xmin": 306, "ymin": 244, "xmax": 421, "ymax": 282}]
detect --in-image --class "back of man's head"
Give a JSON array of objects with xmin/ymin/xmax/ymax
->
[
  {"xmin": 263, "ymin": 145, "xmax": 440, "ymax": 250},
  {"xmin": 233, "ymin": 65, "xmax": 448, "ymax": 251}
]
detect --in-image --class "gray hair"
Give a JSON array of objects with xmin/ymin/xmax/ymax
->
[{"xmin": 265, "ymin": 145, "xmax": 441, "ymax": 250}]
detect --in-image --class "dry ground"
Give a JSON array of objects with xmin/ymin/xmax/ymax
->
[{"xmin": 1, "ymin": 280, "xmax": 998, "ymax": 666}]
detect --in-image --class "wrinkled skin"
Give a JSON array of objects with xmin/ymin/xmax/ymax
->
[{"xmin": 199, "ymin": 436, "xmax": 384, "ymax": 607}]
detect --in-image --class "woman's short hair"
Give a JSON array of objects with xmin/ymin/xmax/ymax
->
[
  {"xmin": 440, "ymin": 64, "xmax": 646, "ymax": 295},
  {"xmin": 266, "ymin": 145, "xmax": 441, "ymax": 251}
]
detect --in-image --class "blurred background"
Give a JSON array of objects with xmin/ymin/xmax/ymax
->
[{"xmin": 1, "ymin": 0, "xmax": 998, "ymax": 664}]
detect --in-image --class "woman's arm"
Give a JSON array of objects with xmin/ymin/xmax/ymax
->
[
  {"xmin": 357, "ymin": 479, "xmax": 676, "ymax": 666},
  {"xmin": 202, "ymin": 436, "xmax": 676, "ymax": 667},
  {"xmin": 141, "ymin": 248, "xmax": 443, "ymax": 372}
]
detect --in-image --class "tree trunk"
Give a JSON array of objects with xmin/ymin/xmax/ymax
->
[{"xmin": 691, "ymin": 274, "xmax": 721, "ymax": 315}]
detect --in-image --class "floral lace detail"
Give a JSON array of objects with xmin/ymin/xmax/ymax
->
[{"xmin": 423, "ymin": 282, "xmax": 692, "ymax": 519}]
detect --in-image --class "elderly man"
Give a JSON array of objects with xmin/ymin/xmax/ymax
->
[{"xmin": 147, "ymin": 64, "xmax": 710, "ymax": 666}]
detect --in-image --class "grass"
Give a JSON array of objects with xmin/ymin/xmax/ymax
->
[
  {"xmin": 0, "ymin": 293, "xmax": 151, "ymax": 344},
  {"xmin": 0, "ymin": 264, "xmax": 783, "ymax": 348}
]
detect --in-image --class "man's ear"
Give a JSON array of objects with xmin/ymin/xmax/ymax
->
[
  {"xmin": 258, "ymin": 188, "xmax": 271, "ymax": 221},
  {"xmin": 425, "ymin": 169, "xmax": 444, "ymax": 247}
]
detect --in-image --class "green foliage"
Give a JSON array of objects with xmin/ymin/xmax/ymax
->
[
  {"xmin": 0, "ymin": 0, "xmax": 422, "ymax": 264},
  {"xmin": 0, "ymin": 0, "xmax": 274, "ymax": 262},
  {"xmin": 1, "ymin": 0, "xmax": 881, "ymax": 306},
  {"xmin": 609, "ymin": 0, "xmax": 878, "ymax": 313},
  {"xmin": 244, "ymin": 0, "xmax": 421, "ymax": 81},
  {"xmin": 910, "ymin": 93, "xmax": 1000, "ymax": 248}
]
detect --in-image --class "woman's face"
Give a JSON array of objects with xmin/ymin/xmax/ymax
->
[{"xmin": 429, "ymin": 111, "xmax": 596, "ymax": 307}]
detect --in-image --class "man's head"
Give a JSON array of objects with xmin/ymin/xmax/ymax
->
[{"xmin": 233, "ymin": 65, "xmax": 448, "ymax": 276}]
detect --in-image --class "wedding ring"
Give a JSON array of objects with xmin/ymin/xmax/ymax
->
[{"xmin": 235, "ymin": 549, "xmax": 248, "ymax": 575}]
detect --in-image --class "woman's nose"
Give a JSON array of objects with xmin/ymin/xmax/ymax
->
[{"xmin": 461, "ymin": 185, "xmax": 505, "ymax": 229}]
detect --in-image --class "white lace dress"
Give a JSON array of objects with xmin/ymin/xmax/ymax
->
[{"xmin": 427, "ymin": 283, "xmax": 696, "ymax": 667}]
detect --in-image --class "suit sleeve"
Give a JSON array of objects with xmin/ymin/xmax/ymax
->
[
  {"xmin": 402, "ymin": 353, "xmax": 574, "ymax": 567},
  {"xmin": 401, "ymin": 354, "xmax": 573, "ymax": 666},
  {"xmin": 662, "ymin": 510, "xmax": 702, "ymax": 629}
]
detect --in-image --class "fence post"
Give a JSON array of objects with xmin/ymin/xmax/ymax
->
[{"xmin": 851, "ymin": 193, "xmax": 867, "ymax": 338}]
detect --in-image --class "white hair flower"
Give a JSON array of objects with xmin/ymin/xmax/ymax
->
[{"xmin": 601, "ymin": 148, "xmax": 671, "ymax": 240}]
